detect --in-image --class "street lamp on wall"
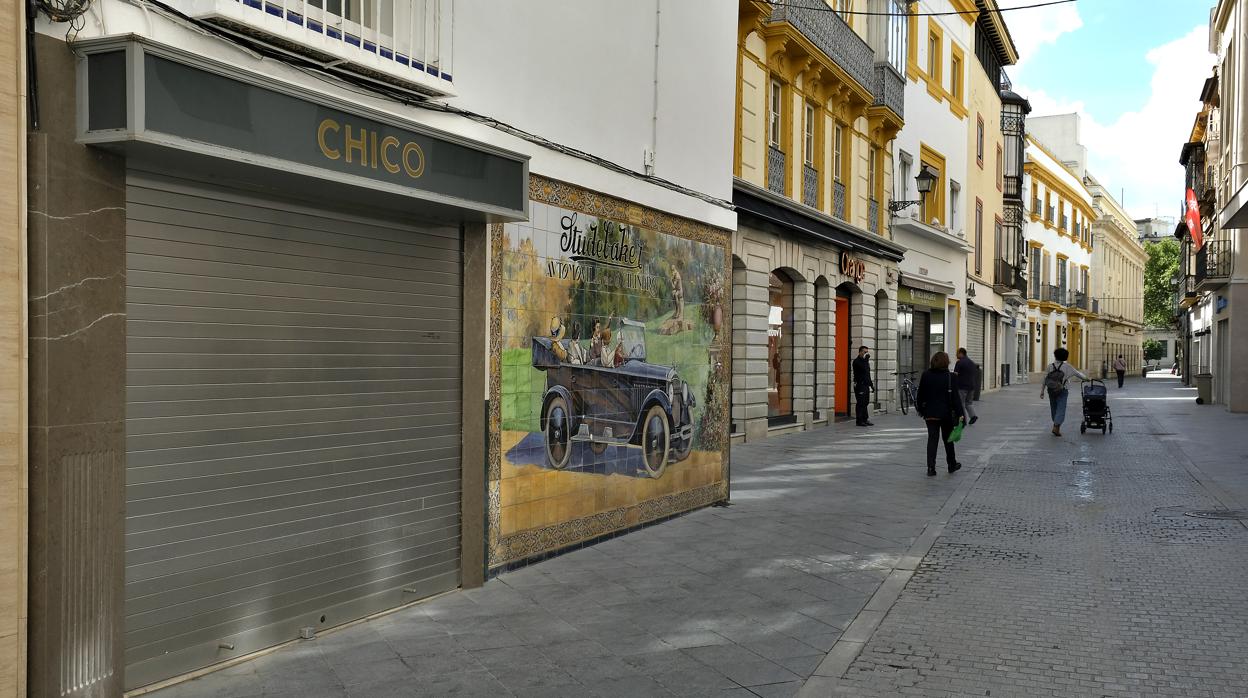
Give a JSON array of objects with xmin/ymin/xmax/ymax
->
[{"xmin": 888, "ymin": 166, "xmax": 938, "ymax": 213}]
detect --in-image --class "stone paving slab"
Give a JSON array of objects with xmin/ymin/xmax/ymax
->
[
  {"xmin": 148, "ymin": 397, "xmax": 1008, "ymax": 697},
  {"xmin": 810, "ymin": 375, "xmax": 1248, "ymax": 697}
]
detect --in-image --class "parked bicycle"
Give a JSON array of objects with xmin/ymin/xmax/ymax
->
[{"xmin": 897, "ymin": 370, "xmax": 919, "ymax": 415}]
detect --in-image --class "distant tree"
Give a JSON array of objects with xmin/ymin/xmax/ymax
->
[
  {"xmin": 1143, "ymin": 338, "xmax": 1165, "ymax": 362},
  {"xmin": 1143, "ymin": 239, "xmax": 1180, "ymax": 328}
]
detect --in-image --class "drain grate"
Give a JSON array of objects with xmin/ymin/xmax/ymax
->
[{"xmin": 1184, "ymin": 510, "xmax": 1248, "ymax": 520}]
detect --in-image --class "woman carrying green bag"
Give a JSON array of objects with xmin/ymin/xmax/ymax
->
[{"xmin": 916, "ymin": 351, "xmax": 966, "ymax": 477}]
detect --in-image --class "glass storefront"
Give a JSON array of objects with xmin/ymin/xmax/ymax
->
[
  {"xmin": 768, "ymin": 271, "xmax": 794, "ymax": 420},
  {"xmin": 897, "ymin": 286, "xmax": 947, "ymax": 376}
]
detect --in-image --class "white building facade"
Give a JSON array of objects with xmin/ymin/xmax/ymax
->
[
  {"xmin": 890, "ymin": 0, "xmax": 975, "ymax": 385},
  {"xmin": 27, "ymin": 0, "xmax": 739, "ymax": 693},
  {"xmin": 1021, "ymin": 136, "xmax": 1095, "ymax": 377}
]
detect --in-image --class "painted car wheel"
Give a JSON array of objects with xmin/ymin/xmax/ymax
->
[
  {"xmin": 544, "ymin": 395, "xmax": 573, "ymax": 469},
  {"xmin": 640, "ymin": 404, "xmax": 671, "ymax": 479},
  {"xmin": 671, "ymin": 431, "xmax": 692, "ymax": 462}
]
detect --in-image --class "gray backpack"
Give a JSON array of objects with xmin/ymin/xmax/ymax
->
[{"xmin": 1044, "ymin": 362, "xmax": 1067, "ymax": 397}]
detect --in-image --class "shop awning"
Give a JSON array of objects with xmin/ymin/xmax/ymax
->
[
  {"xmin": 733, "ymin": 180, "xmax": 906, "ymax": 262},
  {"xmin": 899, "ymin": 272, "xmax": 955, "ymax": 295}
]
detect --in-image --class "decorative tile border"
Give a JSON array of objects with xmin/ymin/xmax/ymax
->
[{"xmin": 486, "ymin": 173, "xmax": 733, "ymax": 569}]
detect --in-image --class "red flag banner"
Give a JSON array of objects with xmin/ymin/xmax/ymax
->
[{"xmin": 1186, "ymin": 188, "xmax": 1203, "ymax": 251}]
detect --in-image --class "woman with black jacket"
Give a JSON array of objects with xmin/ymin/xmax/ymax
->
[{"xmin": 915, "ymin": 351, "xmax": 966, "ymax": 477}]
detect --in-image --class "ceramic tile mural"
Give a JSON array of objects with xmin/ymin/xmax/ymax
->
[{"xmin": 490, "ymin": 191, "xmax": 730, "ymax": 567}]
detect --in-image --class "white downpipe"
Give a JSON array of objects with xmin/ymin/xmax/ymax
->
[{"xmin": 648, "ymin": 0, "xmax": 660, "ymax": 176}]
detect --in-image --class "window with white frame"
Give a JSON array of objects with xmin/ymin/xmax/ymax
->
[
  {"xmin": 888, "ymin": 0, "xmax": 907, "ymax": 74},
  {"xmin": 950, "ymin": 180, "xmax": 961, "ymax": 232},
  {"xmin": 769, "ymin": 80, "xmax": 782, "ymax": 147},
  {"xmin": 898, "ymin": 150, "xmax": 913, "ymax": 202},
  {"xmin": 804, "ymin": 103, "xmax": 815, "ymax": 165},
  {"xmin": 833, "ymin": 124, "xmax": 844, "ymax": 182}
]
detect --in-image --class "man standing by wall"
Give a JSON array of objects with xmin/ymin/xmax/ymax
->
[
  {"xmin": 955, "ymin": 348, "xmax": 980, "ymax": 425},
  {"xmin": 854, "ymin": 346, "xmax": 875, "ymax": 427}
]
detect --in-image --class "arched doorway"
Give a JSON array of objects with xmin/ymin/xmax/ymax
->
[
  {"xmin": 834, "ymin": 282, "xmax": 858, "ymax": 418},
  {"xmin": 768, "ymin": 270, "xmax": 797, "ymax": 425}
]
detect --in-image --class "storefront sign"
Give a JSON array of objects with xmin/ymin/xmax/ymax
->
[
  {"xmin": 898, "ymin": 285, "xmax": 945, "ymax": 307},
  {"xmin": 81, "ymin": 44, "xmax": 528, "ymax": 219},
  {"xmin": 841, "ymin": 252, "xmax": 866, "ymax": 284}
]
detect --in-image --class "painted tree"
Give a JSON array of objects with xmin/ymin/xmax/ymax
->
[{"xmin": 1143, "ymin": 238, "xmax": 1181, "ymax": 328}]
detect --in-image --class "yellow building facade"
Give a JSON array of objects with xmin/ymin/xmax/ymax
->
[{"xmin": 731, "ymin": 0, "xmax": 908, "ymax": 441}]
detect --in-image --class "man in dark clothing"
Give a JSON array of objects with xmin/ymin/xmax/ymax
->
[
  {"xmin": 953, "ymin": 348, "xmax": 979, "ymax": 425},
  {"xmin": 852, "ymin": 345, "xmax": 874, "ymax": 426}
]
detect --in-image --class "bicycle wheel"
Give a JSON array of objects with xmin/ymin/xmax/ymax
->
[{"xmin": 900, "ymin": 384, "xmax": 910, "ymax": 415}]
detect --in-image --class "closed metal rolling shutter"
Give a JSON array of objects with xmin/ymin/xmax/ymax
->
[
  {"xmin": 967, "ymin": 306, "xmax": 986, "ymax": 380},
  {"xmin": 987, "ymin": 313, "xmax": 998, "ymax": 389},
  {"xmin": 123, "ymin": 171, "xmax": 462, "ymax": 688}
]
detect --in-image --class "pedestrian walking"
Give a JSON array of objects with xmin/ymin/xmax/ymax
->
[
  {"xmin": 916, "ymin": 351, "xmax": 965, "ymax": 477},
  {"xmin": 853, "ymin": 346, "xmax": 874, "ymax": 426},
  {"xmin": 953, "ymin": 348, "xmax": 979, "ymax": 425},
  {"xmin": 1042, "ymin": 347, "xmax": 1088, "ymax": 437},
  {"xmin": 1113, "ymin": 354, "xmax": 1127, "ymax": 388}
]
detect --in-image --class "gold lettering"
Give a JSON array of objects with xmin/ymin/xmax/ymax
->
[
  {"xmin": 402, "ymin": 141, "xmax": 425, "ymax": 179},
  {"xmin": 380, "ymin": 136, "xmax": 401, "ymax": 174},
  {"xmin": 344, "ymin": 124, "xmax": 367, "ymax": 165},
  {"xmin": 317, "ymin": 119, "xmax": 340, "ymax": 160},
  {"xmin": 370, "ymin": 131, "xmax": 379, "ymax": 170}
]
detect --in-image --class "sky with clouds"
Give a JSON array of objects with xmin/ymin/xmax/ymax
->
[{"xmin": 998, "ymin": 0, "xmax": 1216, "ymax": 219}]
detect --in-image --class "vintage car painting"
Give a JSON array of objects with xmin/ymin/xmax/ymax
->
[{"xmin": 532, "ymin": 319, "xmax": 697, "ymax": 478}]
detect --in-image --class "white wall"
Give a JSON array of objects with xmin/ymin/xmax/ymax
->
[
  {"xmin": 48, "ymin": 0, "xmax": 738, "ymax": 229},
  {"xmin": 454, "ymin": 0, "xmax": 737, "ymax": 205},
  {"xmin": 1028, "ymin": 114, "xmax": 1088, "ymax": 177}
]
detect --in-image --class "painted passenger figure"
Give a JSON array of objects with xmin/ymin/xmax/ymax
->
[{"xmin": 566, "ymin": 322, "xmax": 586, "ymax": 364}]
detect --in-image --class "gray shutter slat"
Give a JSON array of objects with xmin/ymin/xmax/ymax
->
[{"xmin": 124, "ymin": 172, "xmax": 462, "ymax": 688}]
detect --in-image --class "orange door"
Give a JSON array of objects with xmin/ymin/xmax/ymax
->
[{"xmin": 835, "ymin": 296, "xmax": 850, "ymax": 416}]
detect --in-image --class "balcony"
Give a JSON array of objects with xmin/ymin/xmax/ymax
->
[
  {"xmin": 179, "ymin": 0, "xmax": 455, "ymax": 95},
  {"xmin": 869, "ymin": 199, "xmax": 880, "ymax": 234},
  {"xmin": 1032, "ymin": 198, "xmax": 1042, "ymax": 216},
  {"xmin": 1071, "ymin": 290, "xmax": 1090, "ymax": 311},
  {"xmin": 768, "ymin": 0, "xmax": 875, "ymax": 95},
  {"xmin": 833, "ymin": 181, "xmax": 846, "ymax": 221},
  {"xmin": 802, "ymin": 165, "xmax": 818, "ymax": 208},
  {"xmin": 767, "ymin": 147, "xmax": 786, "ymax": 195},
  {"xmin": 1045, "ymin": 205, "xmax": 1055, "ymax": 225},
  {"xmin": 873, "ymin": 63, "xmax": 904, "ymax": 121},
  {"xmin": 1041, "ymin": 284, "xmax": 1062, "ymax": 305},
  {"xmin": 1060, "ymin": 214, "xmax": 1068, "ymax": 231},
  {"xmin": 993, "ymin": 259, "xmax": 1018, "ymax": 293},
  {"xmin": 1195, "ymin": 239, "xmax": 1232, "ymax": 290}
]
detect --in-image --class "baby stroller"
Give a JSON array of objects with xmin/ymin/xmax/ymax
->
[{"xmin": 1080, "ymin": 379, "xmax": 1112, "ymax": 434}]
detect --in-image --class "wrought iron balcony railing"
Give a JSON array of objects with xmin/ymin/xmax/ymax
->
[
  {"xmin": 1042, "ymin": 284, "xmax": 1062, "ymax": 304},
  {"xmin": 1033, "ymin": 198, "xmax": 1042, "ymax": 215},
  {"xmin": 802, "ymin": 165, "xmax": 818, "ymax": 208},
  {"xmin": 1045, "ymin": 205, "xmax": 1055, "ymax": 224},
  {"xmin": 1060, "ymin": 214, "xmax": 1068, "ymax": 231},
  {"xmin": 1072, "ymin": 290, "xmax": 1089, "ymax": 311},
  {"xmin": 178, "ymin": 0, "xmax": 455, "ymax": 93},
  {"xmin": 833, "ymin": 181, "xmax": 847, "ymax": 221},
  {"xmin": 767, "ymin": 147, "xmax": 786, "ymax": 195},
  {"xmin": 873, "ymin": 63, "xmax": 904, "ymax": 121},
  {"xmin": 994, "ymin": 259, "xmax": 1017, "ymax": 290},
  {"xmin": 768, "ymin": 0, "xmax": 875, "ymax": 95},
  {"xmin": 869, "ymin": 199, "xmax": 880, "ymax": 234},
  {"xmin": 1196, "ymin": 239, "xmax": 1232, "ymax": 285}
]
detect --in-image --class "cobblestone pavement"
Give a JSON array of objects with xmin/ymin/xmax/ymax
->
[
  {"xmin": 150, "ymin": 399, "xmax": 990, "ymax": 698},
  {"xmin": 811, "ymin": 374, "xmax": 1248, "ymax": 697},
  {"xmin": 150, "ymin": 374, "xmax": 1248, "ymax": 698}
]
